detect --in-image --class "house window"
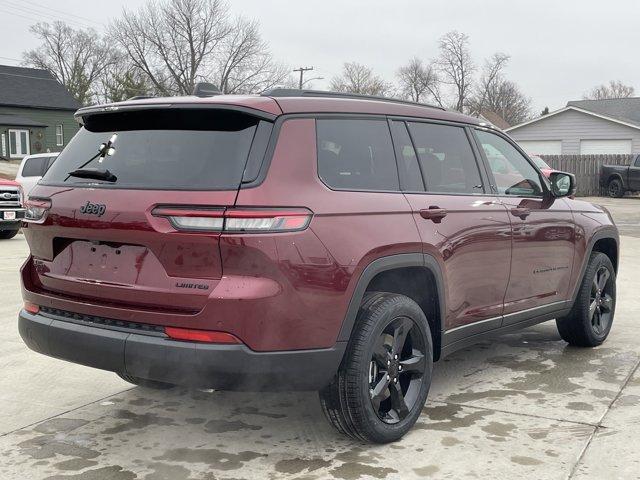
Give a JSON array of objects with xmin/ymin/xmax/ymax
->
[
  {"xmin": 56, "ymin": 125, "xmax": 64, "ymax": 146},
  {"xmin": 8, "ymin": 129, "xmax": 30, "ymax": 158}
]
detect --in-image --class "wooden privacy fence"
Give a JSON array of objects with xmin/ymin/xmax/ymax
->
[{"xmin": 539, "ymin": 154, "xmax": 633, "ymax": 196}]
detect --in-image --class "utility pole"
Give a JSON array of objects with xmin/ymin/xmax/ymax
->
[{"xmin": 293, "ymin": 66, "xmax": 314, "ymax": 89}]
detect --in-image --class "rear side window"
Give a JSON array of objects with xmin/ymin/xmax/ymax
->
[
  {"xmin": 42, "ymin": 109, "xmax": 266, "ymax": 190},
  {"xmin": 408, "ymin": 122, "xmax": 483, "ymax": 194},
  {"xmin": 317, "ymin": 119, "xmax": 399, "ymax": 191},
  {"xmin": 22, "ymin": 156, "xmax": 52, "ymax": 177}
]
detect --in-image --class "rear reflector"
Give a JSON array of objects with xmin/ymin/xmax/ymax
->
[
  {"xmin": 152, "ymin": 206, "xmax": 312, "ymax": 233},
  {"xmin": 164, "ymin": 327, "xmax": 240, "ymax": 344},
  {"xmin": 24, "ymin": 302, "xmax": 40, "ymax": 314}
]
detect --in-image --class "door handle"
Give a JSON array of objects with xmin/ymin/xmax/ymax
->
[
  {"xmin": 510, "ymin": 207, "xmax": 531, "ymax": 219},
  {"xmin": 419, "ymin": 206, "xmax": 447, "ymax": 223}
]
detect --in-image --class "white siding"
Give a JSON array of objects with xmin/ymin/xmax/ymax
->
[
  {"xmin": 579, "ymin": 139, "xmax": 632, "ymax": 154},
  {"xmin": 517, "ymin": 140, "xmax": 562, "ymax": 155},
  {"xmin": 508, "ymin": 109, "xmax": 640, "ymax": 154}
]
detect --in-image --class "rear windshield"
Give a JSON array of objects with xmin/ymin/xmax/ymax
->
[{"xmin": 41, "ymin": 109, "xmax": 267, "ymax": 190}]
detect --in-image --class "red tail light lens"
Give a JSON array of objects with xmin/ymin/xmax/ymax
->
[
  {"xmin": 24, "ymin": 302, "xmax": 40, "ymax": 314},
  {"xmin": 152, "ymin": 207, "xmax": 312, "ymax": 233},
  {"xmin": 24, "ymin": 197, "xmax": 52, "ymax": 223},
  {"xmin": 165, "ymin": 327, "xmax": 240, "ymax": 344}
]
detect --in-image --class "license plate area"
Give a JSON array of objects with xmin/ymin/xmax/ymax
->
[{"xmin": 2, "ymin": 211, "xmax": 16, "ymax": 220}]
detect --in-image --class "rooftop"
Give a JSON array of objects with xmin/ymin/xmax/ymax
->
[{"xmin": 0, "ymin": 65, "xmax": 80, "ymax": 111}]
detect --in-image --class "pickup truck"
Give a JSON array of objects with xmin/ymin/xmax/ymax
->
[
  {"xmin": 601, "ymin": 155, "xmax": 640, "ymax": 197},
  {"xmin": 0, "ymin": 178, "xmax": 25, "ymax": 239}
]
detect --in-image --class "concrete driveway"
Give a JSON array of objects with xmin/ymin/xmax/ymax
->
[{"xmin": 1, "ymin": 197, "xmax": 639, "ymax": 480}]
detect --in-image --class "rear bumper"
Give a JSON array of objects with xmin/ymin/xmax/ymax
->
[{"xmin": 18, "ymin": 309, "xmax": 346, "ymax": 391}]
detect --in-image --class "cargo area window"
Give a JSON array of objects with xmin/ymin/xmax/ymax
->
[{"xmin": 41, "ymin": 109, "xmax": 271, "ymax": 191}]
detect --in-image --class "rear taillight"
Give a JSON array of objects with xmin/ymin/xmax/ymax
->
[
  {"xmin": 24, "ymin": 302, "xmax": 40, "ymax": 314},
  {"xmin": 165, "ymin": 327, "xmax": 240, "ymax": 344},
  {"xmin": 152, "ymin": 207, "xmax": 312, "ymax": 233},
  {"xmin": 24, "ymin": 197, "xmax": 51, "ymax": 223}
]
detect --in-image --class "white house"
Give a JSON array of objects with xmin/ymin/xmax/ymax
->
[{"xmin": 506, "ymin": 98, "xmax": 640, "ymax": 155}]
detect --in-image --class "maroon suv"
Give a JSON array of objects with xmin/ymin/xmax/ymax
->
[{"xmin": 18, "ymin": 88, "xmax": 619, "ymax": 443}]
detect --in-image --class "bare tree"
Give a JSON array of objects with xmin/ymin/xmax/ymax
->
[
  {"xmin": 584, "ymin": 80, "xmax": 635, "ymax": 100},
  {"xmin": 215, "ymin": 18, "xmax": 289, "ymax": 94},
  {"xmin": 468, "ymin": 53, "xmax": 531, "ymax": 126},
  {"xmin": 97, "ymin": 59, "xmax": 155, "ymax": 103},
  {"xmin": 111, "ymin": 0, "xmax": 287, "ymax": 96},
  {"xmin": 23, "ymin": 21, "xmax": 117, "ymax": 105},
  {"xmin": 329, "ymin": 62, "xmax": 392, "ymax": 96},
  {"xmin": 436, "ymin": 31, "xmax": 475, "ymax": 112},
  {"xmin": 396, "ymin": 57, "xmax": 443, "ymax": 106}
]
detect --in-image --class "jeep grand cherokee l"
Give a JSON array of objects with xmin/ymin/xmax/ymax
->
[{"xmin": 18, "ymin": 87, "xmax": 619, "ymax": 443}]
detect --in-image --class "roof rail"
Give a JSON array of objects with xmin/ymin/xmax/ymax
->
[
  {"xmin": 127, "ymin": 95, "xmax": 155, "ymax": 101},
  {"xmin": 261, "ymin": 88, "xmax": 445, "ymax": 111}
]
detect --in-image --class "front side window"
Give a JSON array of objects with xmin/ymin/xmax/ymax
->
[
  {"xmin": 56, "ymin": 125, "xmax": 64, "ymax": 146},
  {"xmin": 317, "ymin": 119, "xmax": 399, "ymax": 191},
  {"xmin": 475, "ymin": 130, "xmax": 543, "ymax": 197},
  {"xmin": 407, "ymin": 122, "xmax": 483, "ymax": 194}
]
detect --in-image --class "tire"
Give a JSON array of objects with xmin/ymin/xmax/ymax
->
[
  {"xmin": 607, "ymin": 178, "xmax": 624, "ymax": 198},
  {"xmin": 319, "ymin": 292, "xmax": 433, "ymax": 443},
  {"xmin": 556, "ymin": 252, "xmax": 616, "ymax": 347},
  {"xmin": 0, "ymin": 230, "xmax": 18, "ymax": 240},
  {"xmin": 117, "ymin": 372, "xmax": 175, "ymax": 390}
]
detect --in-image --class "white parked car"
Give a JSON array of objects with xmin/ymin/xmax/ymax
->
[{"xmin": 15, "ymin": 153, "xmax": 59, "ymax": 196}]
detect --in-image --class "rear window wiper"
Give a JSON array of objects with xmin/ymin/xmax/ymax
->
[
  {"xmin": 67, "ymin": 168, "xmax": 117, "ymax": 183},
  {"xmin": 64, "ymin": 133, "xmax": 118, "ymax": 183}
]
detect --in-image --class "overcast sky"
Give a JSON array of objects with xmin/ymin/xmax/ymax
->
[{"xmin": 0, "ymin": 0, "xmax": 638, "ymax": 113}]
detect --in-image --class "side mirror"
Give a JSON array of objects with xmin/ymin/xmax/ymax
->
[{"xmin": 548, "ymin": 171, "xmax": 576, "ymax": 198}]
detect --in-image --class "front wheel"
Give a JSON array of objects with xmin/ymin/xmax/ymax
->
[
  {"xmin": 556, "ymin": 252, "xmax": 616, "ymax": 347},
  {"xmin": 319, "ymin": 292, "xmax": 433, "ymax": 443}
]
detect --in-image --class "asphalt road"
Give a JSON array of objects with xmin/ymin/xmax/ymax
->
[{"xmin": 1, "ymin": 196, "xmax": 639, "ymax": 480}]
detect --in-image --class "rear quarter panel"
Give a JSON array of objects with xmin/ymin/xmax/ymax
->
[{"xmin": 233, "ymin": 117, "xmax": 422, "ymax": 349}]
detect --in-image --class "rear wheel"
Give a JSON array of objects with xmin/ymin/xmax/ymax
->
[
  {"xmin": 556, "ymin": 252, "xmax": 616, "ymax": 347},
  {"xmin": 117, "ymin": 372, "xmax": 175, "ymax": 390},
  {"xmin": 607, "ymin": 178, "xmax": 624, "ymax": 198},
  {"xmin": 319, "ymin": 292, "xmax": 433, "ymax": 443},
  {"xmin": 0, "ymin": 230, "xmax": 18, "ymax": 240}
]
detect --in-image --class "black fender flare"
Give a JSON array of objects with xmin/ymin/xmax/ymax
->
[
  {"xmin": 570, "ymin": 227, "xmax": 619, "ymax": 303},
  {"xmin": 336, "ymin": 253, "xmax": 446, "ymax": 353}
]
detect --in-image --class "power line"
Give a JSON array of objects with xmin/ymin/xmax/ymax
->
[
  {"xmin": 23, "ymin": 0, "xmax": 104, "ymax": 26},
  {"xmin": 0, "ymin": 71, "xmax": 57, "ymax": 81},
  {"xmin": 293, "ymin": 66, "xmax": 314, "ymax": 90},
  {"xmin": 0, "ymin": 55, "xmax": 22, "ymax": 63},
  {"xmin": 0, "ymin": 0, "xmax": 101, "ymax": 29}
]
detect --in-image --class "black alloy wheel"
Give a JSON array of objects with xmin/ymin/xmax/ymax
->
[{"xmin": 368, "ymin": 316, "xmax": 427, "ymax": 424}]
